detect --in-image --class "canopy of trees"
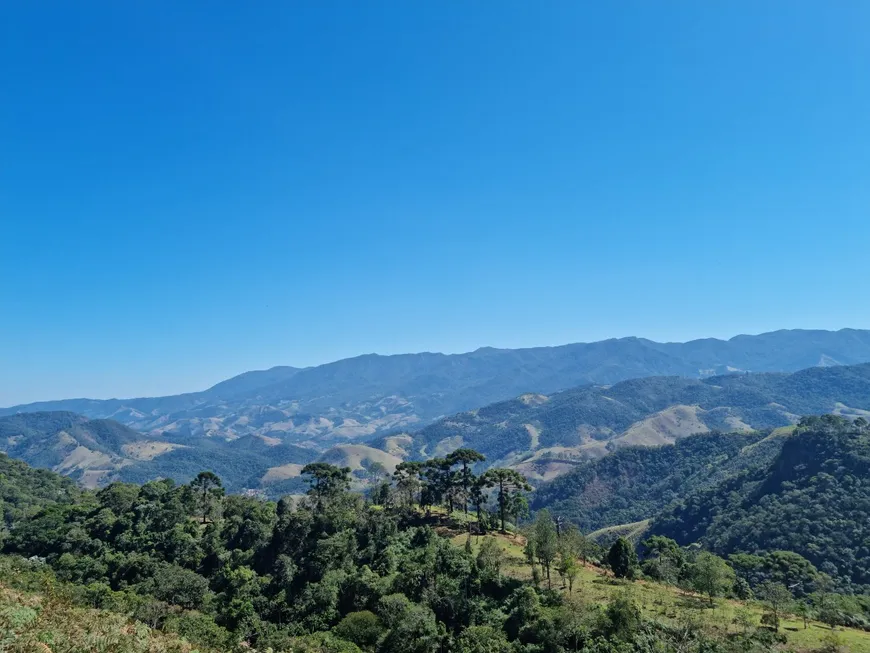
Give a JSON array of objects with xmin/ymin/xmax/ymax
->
[
  {"xmin": 651, "ymin": 415, "xmax": 870, "ymax": 592},
  {"xmin": 0, "ymin": 445, "xmax": 813, "ymax": 652},
  {"xmin": 531, "ymin": 431, "xmax": 780, "ymax": 531}
]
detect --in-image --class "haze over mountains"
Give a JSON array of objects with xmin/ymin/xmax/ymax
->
[
  {"xmin": 4, "ymin": 329, "xmax": 870, "ymax": 449},
  {"xmin": 3, "ymin": 329, "xmax": 870, "ymax": 495}
]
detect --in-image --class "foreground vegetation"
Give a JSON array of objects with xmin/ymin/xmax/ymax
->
[
  {"xmin": 0, "ymin": 569, "xmax": 210, "ymax": 653},
  {"xmin": 1, "ymin": 419, "xmax": 869, "ymax": 651},
  {"xmin": 452, "ymin": 532, "xmax": 870, "ymax": 653}
]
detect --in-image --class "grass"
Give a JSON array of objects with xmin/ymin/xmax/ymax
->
[
  {"xmin": 451, "ymin": 529, "xmax": 870, "ymax": 653},
  {"xmin": 0, "ymin": 583, "xmax": 212, "ymax": 653}
]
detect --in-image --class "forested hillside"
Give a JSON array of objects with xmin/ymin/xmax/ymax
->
[
  {"xmin": 651, "ymin": 415, "xmax": 870, "ymax": 592},
  {"xmin": 3, "ymin": 449, "xmax": 869, "ymax": 653},
  {"xmin": 530, "ymin": 429, "xmax": 789, "ymax": 531},
  {"xmin": 0, "ymin": 452, "xmax": 79, "ymax": 537}
]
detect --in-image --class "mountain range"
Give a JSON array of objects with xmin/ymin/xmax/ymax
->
[
  {"xmin": 4, "ymin": 329, "xmax": 870, "ymax": 451},
  {"xmin": 4, "ymin": 359, "xmax": 870, "ymax": 495}
]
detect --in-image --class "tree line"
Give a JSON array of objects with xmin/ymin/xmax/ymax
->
[{"xmin": 374, "ymin": 448, "xmax": 532, "ymax": 533}]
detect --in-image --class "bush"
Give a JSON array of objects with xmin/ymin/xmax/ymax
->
[
  {"xmin": 456, "ymin": 625, "xmax": 512, "ymax": 653},
  {"xmin": 164, "ymin": 610, "xmax": 236, "ymax": 649},
  {"xmin": 150, "ymin": 564, "xmax": 211, "ymax": 610},
  {"xmin": 333, "ymin": 610, "xmax": 384, "ymax": 649},
  {"xmin": 286, "ymin": 632, "xmax": 364, "ymax": 653},
  {"xmin": 604, "ymin": 592, "xmax": 641, "ymax": 641}
]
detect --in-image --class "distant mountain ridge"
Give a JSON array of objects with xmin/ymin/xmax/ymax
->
[
  {"xmin": 5, "ymin": 363, "xmax": 870, "ymax": 497},
  {"xmin": 4, "ymin": 329, "xmax": 870, "ymax": 448}
]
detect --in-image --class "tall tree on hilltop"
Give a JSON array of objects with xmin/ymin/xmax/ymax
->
[
  {"xmin": 189, "ymin": 471, "xmax": 224, "ymax": 523},
  {"xmin": 447, "ymin": 449, "xmax": 485, "ymax": 515},
  {"xmin": 394, "ymin": 461, "xmax": 424, "ymax": 507},
  {"xmin": 300, "ymin": 463, "xmax": 351, "ymax": 510},
  {"xmin": 471, "ymin": 475, "xmax": 493, "ymax": 529},
  {"xmin": 481, "ymin": 468, "xmax": 531, "ymax": 533},
  {"xmin": 422, "ymin": 457, "xmax": 458, "ymax": 514}
]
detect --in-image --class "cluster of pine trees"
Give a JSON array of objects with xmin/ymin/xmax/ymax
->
[{"xmin": 383, "ymin": 449, "xmax": 531, "ymax": 532}]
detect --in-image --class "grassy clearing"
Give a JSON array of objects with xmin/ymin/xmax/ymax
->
[{"xmin": 451, "ymin": 530, "xmax": 870, "ymax": 653}]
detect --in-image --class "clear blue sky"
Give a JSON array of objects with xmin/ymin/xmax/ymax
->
[{"xmin": 2, "ymin": 2, "xmax": 869, "ymax": 405}]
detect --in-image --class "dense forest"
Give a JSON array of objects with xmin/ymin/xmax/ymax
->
[
  {"xmin": 530, "ymin": 430, "xmax": 786, "ymax": 531},
  {"xmin": 0, "ymin": 452, "xmax": 81, "ymax": 533},
  {"xmin": 651, "ymin": 415, "xmax": 870, "ymax": 594}
]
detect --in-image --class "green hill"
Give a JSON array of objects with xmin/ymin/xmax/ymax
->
[
  {"xmin": 650, "ymin": 415, "xmax": 870, "ymax": 592},
  {"xmin": 0, "ymin": 451, "xmax": 80, "ymax": 540},
  {"xmin": 531, "ymin": 429, "xmax": 789, "ymax": 531},
  {"xmin": 1, "ymin": 441, "xmax": 869, "ymax": 652}
]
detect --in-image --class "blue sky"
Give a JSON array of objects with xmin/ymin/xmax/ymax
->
[{"xmin": 2, "ymin": 1, "xmax": 869, "ymax": 405}]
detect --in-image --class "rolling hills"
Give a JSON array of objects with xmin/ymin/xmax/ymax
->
[
  {"xmin": 0, "ymin": 412, "xmax": 399, "ymax": 495},
  {"xmin": 0, "ymin": 412, "xmax": 316, "ymax": 492},
  {"xmin": 4, "ymin": 328, "xmax": 870, "ymax": 449},
  {"xmin": 399, "ymin": 363, "xmax": 870, "ymax": 476},
  {"xmin": 5, "ymin": 361, "xmax": 870, "ymax": 495}
]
